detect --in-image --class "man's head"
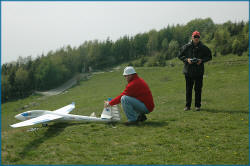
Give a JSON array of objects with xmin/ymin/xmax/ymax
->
[
  {"xmin": 192, "ymin": 31, "xmax": 200, "ymax": 45},
  {"xmin": 123, "ymin": 66, "xmax": 136, "ymax": 82}
]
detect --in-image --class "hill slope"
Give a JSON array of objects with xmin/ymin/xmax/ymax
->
[{"xmin": 1, "ymin": 55, "xmax": 249, "ymax": 165}]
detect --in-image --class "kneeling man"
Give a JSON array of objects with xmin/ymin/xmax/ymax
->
[{"xmin": 105, "ymin": 66, "xmax": 154, "ymax": 125}]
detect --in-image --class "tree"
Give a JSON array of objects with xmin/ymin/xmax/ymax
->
[
  {"xmin": 213, "ymin": 28, "xmax": 232, "ymax": 55},
  {"xmin": 35, "ymin": 58, "xmax": 70, "ymax": 90},
  {"xmin": 172, "ymin": 24, "xmax": 185, "ymax": 46},
  {"xmin": 158, "ymin": 26, "xmax": 173, "ymax": 47},
  {"xmin": 77, "ymin": 43, "xmax": 89, "ymax": 72},
  {"xmin": 232, "ymin": 39, "xmax": 242, "ymax": 56},
  {"xmin": 8, "ymin": 68, "xmax": 17, "ymax": 97},
  {"xmin": 112, "ymin": 36, "xmax": 131, "ymax": 63},
  {"xmin": 132, "ymin": 33, "xmax": 149, "ymax": 58},
  {"xmin": 146, "ymin": 29, "xmax": 159, "ymax": 55},
  {"xmin": 2, "ymin": 18, "xmax": 248, "ymax": 102},
  {"xmin": 185, "ymin": 18, "xmax": 215, "ymax": 36},
  {"xmin": 161, "ymin": 38, "xmax": 169, "ymax": 52},
  {"xmin": 15, "ymin": 68, "xmax": 30, "ymax": 97},
  {"xmin": 167, "ymin": 40, "xmax": 179, "ymax": 59},
  {"xmin": 1, "ymin": 75, "xmax": 11, "ymax": 102}
]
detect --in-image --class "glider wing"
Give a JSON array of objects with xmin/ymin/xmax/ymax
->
[
  {"xmin": 10, "ymin": 114, "xmax": 62, "ymax": 128},
  {"xmin": 53, "ymin": 102, "xmax": 75, "ymax": 114}
]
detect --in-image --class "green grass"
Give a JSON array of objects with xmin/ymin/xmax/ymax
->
[{"xmin": 1, "ymin": 54, "xmax": 249, "ymax": 165}]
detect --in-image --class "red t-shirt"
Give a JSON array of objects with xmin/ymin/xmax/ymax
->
[{"xmin": 109, "ymin": 74, "xmax": 154, "ymax": 112}]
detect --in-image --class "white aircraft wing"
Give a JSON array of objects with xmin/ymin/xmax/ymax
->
[
  {"xmin": 10, "ymin": 114, "xmax": 63, "ymax": 128},
  {"xmin": 53, "ymin": 102, "xmax": 75, "ymax": 114}
]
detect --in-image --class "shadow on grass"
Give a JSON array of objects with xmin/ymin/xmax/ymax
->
[
  {"xmin": 203, "ymin": 108, "xmax": 249, "ymax": 114},
  {"xmin": 140, "ymin": 121, "xmax": 169, "ymax": 127},
  {"xmin": 17, "ymin": 122, "xmax": 80, "ymax": 161}
]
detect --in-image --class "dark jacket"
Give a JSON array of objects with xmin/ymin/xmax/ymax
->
[{"xmin": 178, "ymin": 40, "xmax": 212, "ymax": 77}]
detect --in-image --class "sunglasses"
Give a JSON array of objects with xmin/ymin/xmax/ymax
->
[{"xmin": 194, "ymin": 35, "xmax": 200, "ymax": 39}]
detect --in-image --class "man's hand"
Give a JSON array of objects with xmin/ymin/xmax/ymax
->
[
  {"xmin": 187, "ymin": 58, "xmax": 193, "ymax": 64},
  {"xmin": 197, "ymin": 59, "xmax": 202, "ymax": 65},
  {"xmin": 104, "ymin": 101, "xmax": 110, "ymax": 108}
]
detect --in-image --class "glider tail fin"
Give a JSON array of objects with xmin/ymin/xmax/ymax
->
[{"xmin": 101, "ymin": 105, "xmax": 121, "ymax": 121}]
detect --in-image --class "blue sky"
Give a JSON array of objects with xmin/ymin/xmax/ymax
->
[{"xmin": 2, "ymin": 1, "xmax": 249, "ymax": 64}]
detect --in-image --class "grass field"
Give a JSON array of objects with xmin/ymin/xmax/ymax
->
[{"xmin": 1, "ymin": 54, "xmax": 249, "ymax": 165}]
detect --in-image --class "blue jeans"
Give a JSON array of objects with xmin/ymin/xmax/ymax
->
[{"xmin": 121, "ymin": 95, "xmax": 149, "ymax": 122}]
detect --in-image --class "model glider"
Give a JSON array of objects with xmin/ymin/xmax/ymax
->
[{"xmin": 10, "ymin": 102, "xmax": 121, "ymax": 128}]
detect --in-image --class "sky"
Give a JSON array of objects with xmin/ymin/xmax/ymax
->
[{"xmin": 1, "ymin": 1, "xmax": 249, "ymax": 64}]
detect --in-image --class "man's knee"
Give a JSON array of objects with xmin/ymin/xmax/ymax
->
[{"xmin": 121, "ymin": 95, "xmax": 128, "ymax": 104}]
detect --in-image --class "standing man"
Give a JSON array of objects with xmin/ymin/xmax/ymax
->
[
  {"xmin": 178, "ymin": 31, "xmax": 212, "ymax": 111},
  {"xmin": 104, "ymin": 66, "xmax": 154, "ymax": 125}
]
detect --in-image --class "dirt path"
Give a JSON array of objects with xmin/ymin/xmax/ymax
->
[
  {"xmin": 35, "ymin": 73, "xmax": 89, "ymax": 96},
  {"xmin": 34, "ymin": 66, "xmax": 121, "ymax": 97}
]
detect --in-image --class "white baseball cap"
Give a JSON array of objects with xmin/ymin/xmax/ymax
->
[{"xmin": 123, "ymin": 66, "xmax": 136, "ymax": 76}]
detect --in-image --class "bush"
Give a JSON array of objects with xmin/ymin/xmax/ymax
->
[
  {"xmin": 132, "ymin": 59, "xmax": 142, "ymax": 67},
  {"xmin": 145, "ymin": 56, "xmax": 158, "ymax": 67},
  {"xmin": 242, "ymin": 51, "xmax": 249, "ymax": 57},
  {"xmin": 131, "ymin": 57, "xmax": 148, "ymax": 67},
  {"xmin": 156, "ymin": 53, "xmax": 166, "ymax": 67}
]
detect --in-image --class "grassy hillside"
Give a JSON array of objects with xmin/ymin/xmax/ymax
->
[{"xmin": 1, "ymin": 54, "xmax": 249, "ymax": 165}]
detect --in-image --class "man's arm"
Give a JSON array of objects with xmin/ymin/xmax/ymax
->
[
  {"xmin": 178, "ymin": 45, "xmax": 193, "ymax": 64},
  {"xmin": 108, "ymin": 82, "xmax": 136, "ymax": 106},
  {"xmin": 178, "ymin": 44, "xmax": 192, "ymax": 64},
  {"xmin": 109, "ymin": 78, "xmax": 143, "ymax": 106},
  {"xmin": 201, "ymin": 46, "xmax": 212, "ymax": 63},
  {"xmin": 178, "ymin": 46, "xmax": 187, "ymax": 62}
]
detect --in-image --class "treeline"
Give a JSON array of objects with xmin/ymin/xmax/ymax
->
[{"xmin": 1, "ymin": 18, "xmax": 249, "ymax": 102}]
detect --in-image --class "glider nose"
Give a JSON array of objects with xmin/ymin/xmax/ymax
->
[{"xmin": 15, "ymin": 114, "xmax": 26, "ymax": 121}]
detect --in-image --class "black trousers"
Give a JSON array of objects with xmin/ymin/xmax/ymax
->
[{"xmin": 185, "ymin": 75, "xmax": 203, "ymax": 108}]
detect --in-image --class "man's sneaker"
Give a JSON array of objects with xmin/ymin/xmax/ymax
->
[
  {"xmin": 195, "ymin": 107, "xmax": 201, "ymax": 111},
  {"xmin": 184, "ymin": 107, "xmax": 190, "ymax": 111},
  {"xmin": 137, "ymin": 114, "xmax": 147, "ymax": 122}
]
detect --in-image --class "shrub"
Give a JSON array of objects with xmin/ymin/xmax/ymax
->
[{"xmin": 145, "ymin": 56, "xmax": 158, "ymax": 67}]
